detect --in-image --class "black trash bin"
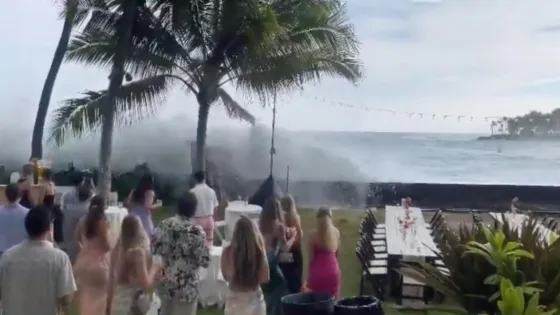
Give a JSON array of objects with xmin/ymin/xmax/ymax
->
[
  {"xmin": 334, "ymin": 296, "xmax": 384, "ymax": 315},
  {"xmin": 281, "ymin": 292, "xmax": 335, "ymax": 315}
]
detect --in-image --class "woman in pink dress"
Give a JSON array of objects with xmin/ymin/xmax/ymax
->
[
  {"xmin": 306, "ymin": 207, "xmax": 341, "ymax": 298},
  {"xmin": 73, "ymin": 196, "xmax": 112, "ymax": 315}
]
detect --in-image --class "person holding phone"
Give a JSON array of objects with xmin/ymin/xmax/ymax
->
[{"xmin": 127, "ymin": 173, "xmax": 161, "ymax": 237}]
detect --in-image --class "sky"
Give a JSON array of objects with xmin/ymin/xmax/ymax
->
[{"xmin": 4, "ymin": 0, "xmax": 560, "ymax": 133}]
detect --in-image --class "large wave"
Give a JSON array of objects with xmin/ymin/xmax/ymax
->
[{"xmin": 0, "ymin": 115, "xmax": 366, "ymax": 182}]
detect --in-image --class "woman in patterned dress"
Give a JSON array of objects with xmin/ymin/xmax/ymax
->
[
  {"xmin": 221, "ymin": 215, "xmax": 269, "ymax": 315},
  {"xmin": 108, "ymin": 215, "xmax": 161, "ymax": 315}
]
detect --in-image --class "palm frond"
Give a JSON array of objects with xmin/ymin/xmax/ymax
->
[
  {"xmin": 58, "ymin": 0, "xmax": 110, "ymax": 27},
  {"xmin": 216, "ymin": 88, "xmax": 255, "ymax": 124},
  {"xmin": 218, "ymin": 0, "xmax": 362, "ymax": 103},
  {"xmin": 67, "ymin": 5, "xmax": 199, "ymax": 80},
  {"xmin": 232, "ymin": 46, "xmax": 362, "ymax": 103},
  {"xmin": 66, "ymin": 24, "xmax": 176, "ymax": 77},
  {"xmin": 48, "ymin": 75, "xmax": 172, "ymax": 145}
]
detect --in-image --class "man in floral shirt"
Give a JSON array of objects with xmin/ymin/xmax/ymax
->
[{"xmin": 152, "ymin": 192, "xmax": 210, "ymax": 315}]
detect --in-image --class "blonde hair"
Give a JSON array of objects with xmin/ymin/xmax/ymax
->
[
  {"xmin": 119, "ymin": 215, "xmax": 150, "ymax": 252},
  {"xmin": 280, "ymin": 194, "xmax": 299, "ymax": 227},
  {"xmin": 259, "ymin": 197, "xmax": 284, "ymax": 235},
  {"xmin": 316, "ymin": 207, "xmax": 338, "ymax": 251},
  {"xmin": 229, "ymin": 216, "xmax": 265, "ymax": 289}
]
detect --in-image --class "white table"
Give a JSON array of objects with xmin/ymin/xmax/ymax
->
[
  {"xmin": 384, "ymin": 206, "xmax": 439, "ymax": 257},
  {"xmin": 55, "ymin": 186, "xmax": 74, "ymax": 204},
  {"xmin": 224, "ymin": 201, "xmax": 262, "ymax": 240},
  {"xmin": 490, "ymin": 212, "xmax": 557, "ymax": 244},
  {"xmin": 105, "ymin": 206, "xmax": 128, "ymax": 244},
  {"xmin": 198, "ymin": 245, "xmax": 228, "ymax": 307}
]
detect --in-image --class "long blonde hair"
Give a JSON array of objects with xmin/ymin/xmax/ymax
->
[
  {"xmin": 119, "ymin": 215, "xmax": 150, "ymax": 252},
  {"xmin": 280, "ymin": 194, "xmax": 299, "ymax": 227},
  {"xmin": 259, "ymin": 197, "xmax": 284, "ymax": 235},
  {"xmin": 316, "ymin": 207, "xmax": 338, "ymax": 251},
  {"xmin": 229, "ymin": 216, "xmax": 265, "ymax": 289}
]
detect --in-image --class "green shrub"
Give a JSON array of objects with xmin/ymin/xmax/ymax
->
[{"xmin": 399, "ymin": 215, "xmax": 560, "ymax": 314}]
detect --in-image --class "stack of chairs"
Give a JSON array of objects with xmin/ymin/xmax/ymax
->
[
  {"xmin": 355, "ymin": 210, "xmax": 388, "ymax": 299},
  {"xmin": 428, "ymin": 209, "xmax": 447, "ymax": 238},
  {"xmin": 425, "ymin": 209, "xmax": 450, "ymax": 276},
  {"xmin": 426, "ymin": 209, "xmax": 443, "ymax": 230},
  {"xmin": 542, "ymin": 216, "xmax": 559, "ymax": 232},
  {"xmin": 398, "ymin": 255, "xmax": 430, "ymax": 306}
]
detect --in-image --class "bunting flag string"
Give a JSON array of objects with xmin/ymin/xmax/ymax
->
[{"xmin": 278, "ymin": 95, "xmax": 504, "ymax": 123}]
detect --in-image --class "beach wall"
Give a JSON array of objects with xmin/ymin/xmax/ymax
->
[
  {"xmin": 4, "ymin": 164, "xmax": 560, "ymax": 211},
  {"xmin": 371, "ymin": 182, "xmax": 560, "ymax": 211},
  {"xmin": 245, "ymin": 180, "xmax": 560, "ymax": 211}
]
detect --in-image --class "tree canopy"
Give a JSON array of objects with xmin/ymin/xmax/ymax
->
[
  {"xmin": 491, "ymin": 109, "xmax": 560, "ymax": 137},
  {"xmin": 48, "ymin": 0, "xmax": 363, "ymax": 145}
]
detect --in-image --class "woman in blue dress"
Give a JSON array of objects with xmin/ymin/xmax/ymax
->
[
  {"xmin": 259, "ymin": 197, "xmax": 296, "ymax": 315},
  {"xmin": 126, "ymin": 173, "xmax": 161, "ymax": 237}
]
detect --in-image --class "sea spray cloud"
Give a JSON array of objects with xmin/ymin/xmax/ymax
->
[{"xmin": 0, "ymin": 115, "xmax": 366, "ymax": 183}]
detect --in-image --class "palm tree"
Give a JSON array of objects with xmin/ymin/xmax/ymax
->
[
  {"xmin": 30, "ymin": 0, "xmax": 93, "ymax": 160},
  {"xmin": 490, "ymin": 121, "xmax": 497, "ymax": 135},
  {"xmin": 48, "ymin": 0, "xmax": 363, "ymax": 176},
  {"xmin": 96, "ymin": 0, "xmax": 141, "ymax": 197}
]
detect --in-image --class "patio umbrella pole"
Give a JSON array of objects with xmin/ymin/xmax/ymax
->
[{"xmin": 269, "ymin": 92, "xmax": 277, "ymax": 176}]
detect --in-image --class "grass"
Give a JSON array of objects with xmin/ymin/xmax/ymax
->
[{"xmin": 70, "ymin": 207, "xmax": 446, "ymax": 315}]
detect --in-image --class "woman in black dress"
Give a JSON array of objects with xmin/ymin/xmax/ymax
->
[
  {"xmin": 40, "ymin": 169, "xmax": 64, "ymax": 244},
  {"xmin": 278, "ymin": 194, "xmax": 304, "ymax": 294}
]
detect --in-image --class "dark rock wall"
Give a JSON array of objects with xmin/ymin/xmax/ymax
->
[{"xmin": 4, "ymin": 164, "xmax": 560, "ymax": 211}]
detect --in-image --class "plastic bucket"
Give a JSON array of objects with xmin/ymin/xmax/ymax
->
[
  {"xmin": 334, "ymin": 296, "xmax": 384, "ymax": 315},
  {"xmin": 281, "ymin": 292, "xmax": 335, "ymax": 315}
]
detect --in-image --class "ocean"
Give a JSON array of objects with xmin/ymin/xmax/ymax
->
[
  {"xmin": 302, "ymin": 132, "xmax": 560, "ymax": 185},
  {"xmin": 4, "ymin": 120, "xmax": 559, "ymax": 186}
]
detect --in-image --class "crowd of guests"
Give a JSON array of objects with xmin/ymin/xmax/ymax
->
[{"xmin": 0, "ymin": 169, "xmax": 342, "ymax": 315}]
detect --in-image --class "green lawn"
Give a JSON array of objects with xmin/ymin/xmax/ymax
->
[{"xmin": 70, "ymin": 207, "xmax": 445, "ymax": 315}]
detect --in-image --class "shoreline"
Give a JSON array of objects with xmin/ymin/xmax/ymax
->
[{"xmin": 477, "ymin": 134, "xmax": 560, "ymax": 141}]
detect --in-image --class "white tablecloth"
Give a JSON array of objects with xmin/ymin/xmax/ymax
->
[
  {"xmin": 198, "ymin": 245, "xmax": 228, "ymax": 307},
  {"xmin": 225, "ymin": 201, "xmax": 262, "ymax": 240},
  {"xmin": 105, "ymin": 206, "xmax": 128, "ymax": 244},
  {"xmin": 385, "ymin": 206, "xmax": 439, "ymax": 257}
]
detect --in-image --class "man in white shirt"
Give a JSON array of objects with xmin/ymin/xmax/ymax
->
[
  {"xmin": 0, "ymin": 206, "xmax": 77, "ymax": 315},
  {"xmin": 189, "ymin": 171, "xmax": 219, "ymax": 245}
]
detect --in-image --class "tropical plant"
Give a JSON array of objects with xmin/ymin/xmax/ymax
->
[
  {"xmin": 399, "ymin": 216, "xmax": 560, "ymax": 314},
  {"xmin": 496, "ymin": 279, "xmax": 556, "ymax": 315},
  {"xmin": 30, "ymin": 0, "xmax": 93, "ymax": 160},
  {"xmin": 47, "ymin": 0, "xmax": 363, "ymax": 178},
  {"xmin": 464, "ymin": 224, "xmax": 539, "ymax": 301}
]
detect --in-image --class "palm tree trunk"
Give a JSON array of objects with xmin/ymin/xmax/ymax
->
[
  {"xmin": 97, "ymin": 0, "xmax": 137, "ymax": 198},
  {"xmin": 30, "ymin": 1, "xmax": 76, "ymax": 160},
  {"xmin": 195, "ymin": 92, "xmax": 211, "ymax": 173}
]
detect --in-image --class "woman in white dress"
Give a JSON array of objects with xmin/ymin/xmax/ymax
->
[
  {"xmin": 221, "ymin": 215, "xmax": 269, "ymax": 315},
  {"xmin": 108, "ymin": 215, "xmax": 161, "ymax": 315}
]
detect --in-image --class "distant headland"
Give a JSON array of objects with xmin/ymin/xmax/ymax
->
[{"xmin": 477, "ymin": 108, "xmax": 560, "ymax": 141}]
